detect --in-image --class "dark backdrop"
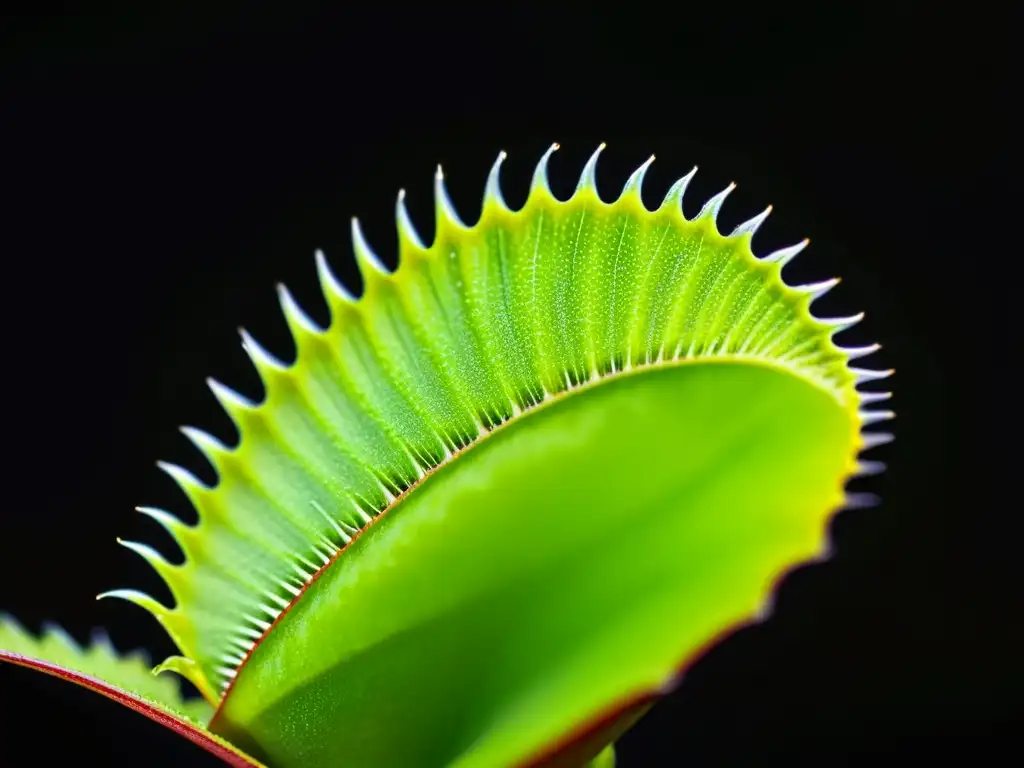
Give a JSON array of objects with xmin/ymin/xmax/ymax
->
[{"xmin": 0, "ymin": 4, "xmax": 1013, "ymax": 765}]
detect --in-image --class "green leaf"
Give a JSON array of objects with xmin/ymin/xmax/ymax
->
[
  {"xmin": 1, "ymin": 145, "xmax": 893, "ymax": 766},
  {"xmin": 0, "ymin": 615, "xmax": 263, "ymax": 767},
  {"xmin": 213, "ymin": 361, "xmax": 858, "ymax": 767}
]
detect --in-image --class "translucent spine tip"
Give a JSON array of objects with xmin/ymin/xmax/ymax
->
[
  {"xmin": 620, "ymin": 155, "xmax": 655, "ymax": 205},
  {"xmin": 858, "ymin": 390, "xmax": 892, "ymax": 405},
  {"xmin": 852, "ymin": 367, "xmax": 895, "ymax": 384},
  {"xmin": 859, "ymin": 409, "xmax": 895, "ymax": 426},
  {"xmin": 277, "ymin": 282, "xmax": 324, "ymax": 336},
  {"xmin": 799, "ymin": 277, "xmax": 841, "ymax": 302},
  {"xmin": 484, "ymin": 151, "xmax": 510, "ymax": 211},
  {"xmin": 315, "ymin": 248, "xmax": 357, "ymax": 305},
  {"xmin": 179, "ymin": 426, "xmax": 229, "ymax": 478},
  {"xmin": 575, "ymin": 143, "xmax": 606, "ymax": 197},
  {"xmin": 157, "ymin": 460, "xmax": 210, "ymax": 506},
  {"xmin": 660, "ymin": 166, "xmax": 698, "ymax": 214},
  {"xmin": 730, "ymin": 205, "xmax": 772, "ymax": 238},
  {"xmin": 207, "ymin": 376, "xmax": 259, "ymax": 415},
  {"xmin": 762, "ymin": 238, "xmax": 810, "ymax": 267},
  {"xmin": 352, "ymin": 217, "xmax": 391, "ymax": 282},
  {"xmin": 860, "ymin": 432, "xmax": 895, "ymax": 449},
  {"xmin": 136, "ymin": 506, "xmax": 190, "ymax": 538},
  {"xmin": 695, "ymin": 182, "xmax": 736, "ymax": 228},
  {"xmin": 530, "ymin": 143, "xmax": 560, "ymax": 200},
  {"xmin": 396, "ymin": 189, "xmax": 427, "ymax": 251},
  {"xmin": 841, "ymin": 343, "xmax": 882, "ymax": 360},
  {"xmin": 96, "ymin": 588, "xmax": 171, "ymax": 620},
  {"xmin": 240, "ymin": 327, "xmax": 289, "ymax": 378},
  {"xmin": 117, "ymin": 538, "xmax": 178, "ymax": 585},
  {"xmin": 823, "ymin": 313, "xmax": 864, "ymax": 334},
  {"xmin": 435, "ymin": 165, "xmax": 468, "ymax": 231}
]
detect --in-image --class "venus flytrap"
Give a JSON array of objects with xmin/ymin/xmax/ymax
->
[{"xmin": 1, "ymin": 144, "xmax": 893, "ymax": 767}]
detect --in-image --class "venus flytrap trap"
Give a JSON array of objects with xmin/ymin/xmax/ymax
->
[{"xmin": 1, "ymin": 144, "xmax": 893, "ymax": 767}]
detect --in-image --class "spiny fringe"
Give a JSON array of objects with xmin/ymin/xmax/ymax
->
[{"xmin": 107, "ymin": 144, "xmax": 894, "ymax": 693}]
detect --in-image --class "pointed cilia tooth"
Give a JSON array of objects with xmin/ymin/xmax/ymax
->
[
  {"xmin": 840, "ymin": 343, "xmax": 881, "ymax": 360},
  {"xmin": 484, "ymin": 150, "xmax": 510, "ymax": 211},
  {"xmin": 255, "ymin": 601, "xmax": 280, "ymax": 620},
  {"xmin": 575, "ymin": 142, "xmax": 606, "ymax": 198},
  {"xmin": 207, "ymin": 377, "xmax": 258, "ymax": 420},
  {"xmin": 434, "ymin": 165, "xmax": 468, "ymax": 230},
  {"xmin": 41, "ymin": 622, "xmax": 78, "ymax": 650},
  {"xmin": 754, "ymin": 591, "xmax": 777, "ymax": 622},
  {"xmin": 859, "ymin": 390, "xmax": 892, "ymax": 405},
  {"xmin": 620, "ymin": 154, "xmax": 655, "ymax": 204},
  {"xmin": 292, "ymin": 556, "xmax": 317, "ymax": 580},
  {"xmin": 96, "ymin": 589, "xmax": 172, "ymax": 620},
  {"xmin": 798, "ymin": 277, "xmax": 840, "ymax": 301},
  {"xmin": 157, "ymin": 460, "xmax": 210, "ymax": 497},
  {"xmin": 861, "ymin": 432, "xmax": 895, "ymax": 450},
  {"xmin": 154, "ymin": 652, "xmax": 210, "ymax": 677},
  {"xmin": 310, "ymin": 499, "xmax": 347, "ymax": 540},
  {"xmin": 225, "ymin": 634, "xmax": 254, "ymax": 655},
  {"xmin": 243, "ymin": 614, "xmax": 272, "ymax": 633},
  {"xmin": 136, "ymin": 505, "xmax": 191, "ymax": 538},
  {"xmin": 221, "ymin": 650, "xmax": 248, "ymax": 668},
  {"xmin": 116, "ymin": 539, "xmax": 181, "ymax": 591},
  {"xmin": 529, "ymin": 142, "xmax": 559, "ymax": 199},
  {"xmin": 351, "ymin": 217, "xmax": 391, "ymax": 282},
  {"xmin": 695, "ymin": 182, "xmax": 737, "ymax": 228},
  {"xmin": 313, "ymin": 542, "xmax": 333, "ymax": 566},
  {"xmin": 239, "ymin": 328, "xmax": 289, "ymax": 380},
  {"xmin": 855, "ymin": 459, "xmax": 887, "ymax": 476},
  {"xmin": 822, "ymin": 312, "xmax": 864, "ymax": 334},
  {"xmin": 314, "ymin": 249, "xmax": 357, "ymax": 305},
  {"xmin": 859, "ymin": 409, "xmax": 896, "ymax": 426},
  {"xmin": 278, "ymin": 578, "xmax": 301, "ymax": 598},
  {"xmin": 395, "ymin": 189, "xmax": 427, "ymax": 251},
  {"xmin": 762, "ymin": 238, "xmax": 810, "ymax": 266},
  {"xmin": 180, "ymin": 426, "xmax": 230, "ymax": 469},
  {"xmin": 843, "ymin": 492, "xmax": 881, "ymax": 509},
  {"xmin": 88, "ymin": 626, "xmax": 113, "ymax": 648},
  {"xmin": 295, "ymin": 546, "xmax": 322, "ymax": 571},
  {"xmin": 117, "ymin": 537, "xmax": 174, "ymax": 568},
  {"xmin": 236, "ymin": 619, "xmax": 266, "ymax": 639},
  {"xmin": 730, "ymin": 205, "xmax": 772, "ymax": 238},
  {"xmin": 660, "ymin": 166, "xmax": 698, "ymax": 214},
  {"xmin": 276, "ymin": 283, "xmax": 323, "ymax": 337},
  {"xmin": 852, "ymin": 367, "xmax": 895, "ymax": 384},
  {"xmin": 318, "ymin": 532, "xmax": 341, "ymax": 555}
]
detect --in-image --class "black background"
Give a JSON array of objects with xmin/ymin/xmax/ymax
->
[{"xmin": 0, "ymin": 4, "xmax": 1014, "ymax": 765}]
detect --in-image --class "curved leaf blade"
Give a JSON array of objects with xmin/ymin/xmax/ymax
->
[
  {"xmin": 97, "ymin": 147, "xmax": 889, "ymax": 707},
  {"xmin": 1, "ymin": 146, "xmax": 893, "ymax": 767},
  {"xmin": 213, "ymin": 361, "xmax": 858, "ymax": 766},
  {"xmin": 0, "ymin": 616, "xmax": 263, "ymax": 767}
]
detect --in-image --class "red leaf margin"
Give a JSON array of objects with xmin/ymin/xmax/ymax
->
[{"xmin": 0, "ymin": 649, "xmax": 263, "ymax": 767}]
